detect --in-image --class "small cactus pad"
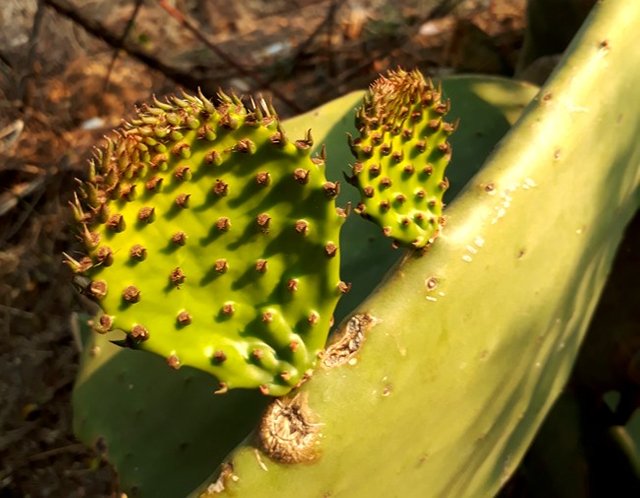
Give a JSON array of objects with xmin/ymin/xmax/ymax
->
[
  {"xmin": 69, "ymin": 91, "xmax": 345, "ymax": 395},
  {"xmin": 348, "ymin": 69, "xmax": 455, "ymax": 248}
]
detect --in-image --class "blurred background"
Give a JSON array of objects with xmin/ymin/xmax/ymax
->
[{"xmin": 1, "ymin": 1, "xmax": 637, "ymax": 497}]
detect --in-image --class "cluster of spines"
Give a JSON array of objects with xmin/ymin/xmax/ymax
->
[
  {"xmin": 347, "ymin": 68, "xmax": 456, "ymax": 248},
  {"xmin": 66, "ymin": 90, "xmax": 347, "ymax": 396}
]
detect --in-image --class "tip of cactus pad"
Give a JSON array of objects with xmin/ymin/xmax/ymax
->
[
  {"xmin": 72, "ymin": 91, "xmax": 344, "ymax": 395},
  {"xmin": 350, "ymin": 68, "xmax": 455, "ymax": 248}
]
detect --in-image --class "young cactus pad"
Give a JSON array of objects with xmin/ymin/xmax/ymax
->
[
  {"xmin": 349, "ymin": 69, "xmax": 455, "ymax": 248},
  {"xmin": 69, "ymin": 92, "xmax": 345, "ymax": 396}
]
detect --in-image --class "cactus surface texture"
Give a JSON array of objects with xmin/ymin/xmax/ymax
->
[
  {"xmin": 349, "ymin": 69, "xmax": 454, "ymax": 248},
  {"xmin": 71, "ymin": 2, "xmax": 640, "ymax": 494},
  {"xmin": 69, "ymin": 93, "xmax": 344, "ymax": 395},
  {"xmin": 73, "ymin": 75, "xmax": 537, "ymax": 497},
  {"xmin": 192, "ymin": 1, "xmax": 639, "ymax": 496}
]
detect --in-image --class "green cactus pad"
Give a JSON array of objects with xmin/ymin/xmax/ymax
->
[
  {"xmin": 73, "ymin": 76, "xmax": 540, "ymax": 498},
  {"xmin": 348, "ymin": 68, "xmax": 455, "ymax": 248},
  {"xmin": 69, "ymin": 92, "xmax": 345, "ymax": 395}
]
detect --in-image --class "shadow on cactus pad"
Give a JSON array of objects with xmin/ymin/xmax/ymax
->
[{"xmin": 72, "ymin": 75, "xmax": 538, "ymax": 497}]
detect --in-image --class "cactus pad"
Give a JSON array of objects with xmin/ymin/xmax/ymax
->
[
  {"xmin": 349, "ymin": 69, "xmax": 455, "ymax": 248},
  {"xmin": 69, "ymin": 92, "xmax": 345, "ymax": 395}
]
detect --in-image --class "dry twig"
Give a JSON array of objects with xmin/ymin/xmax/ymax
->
[
  {"xmin": 157, "ymin": 0, "xmax": 302, "ymax": 113},
  {"xmin": 103, "ymin": 0, "xmax": 145, "ymax": 92},
  {"xmin": 43, "ymin": 0, "xmax": 203, "ymax": 90}
]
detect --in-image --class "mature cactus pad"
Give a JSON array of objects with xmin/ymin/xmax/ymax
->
[
  {"xmin": 69, "ymin": 92, "xmax": 345, "ymax": 395},
  {"xmin": 349, "ymin": 69, "xmax": 454, "ymax": 248}
]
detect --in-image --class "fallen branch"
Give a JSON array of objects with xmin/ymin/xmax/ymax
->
[
  {"xmin": 103, "ymin": 0, "xmax": 145, "ymax": 92},
  {"xmin": 157, "ymin": 0, "xmax": 302, "ymax": 113},
  {"xmin": 43, "ymin": 0, "xmax": 203, "ymax": 91}
]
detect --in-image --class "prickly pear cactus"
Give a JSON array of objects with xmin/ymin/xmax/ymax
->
[
  {"xmin": 348, "ymin": 69, "xmax": 455, "ymax": 248},
  {"xmin": 68, "ymin": 92, "xmax": 345, "ymax": 395},
  {"xmin": 73, "ymin": 76, "xmax": 537, "ymax": 498}
]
